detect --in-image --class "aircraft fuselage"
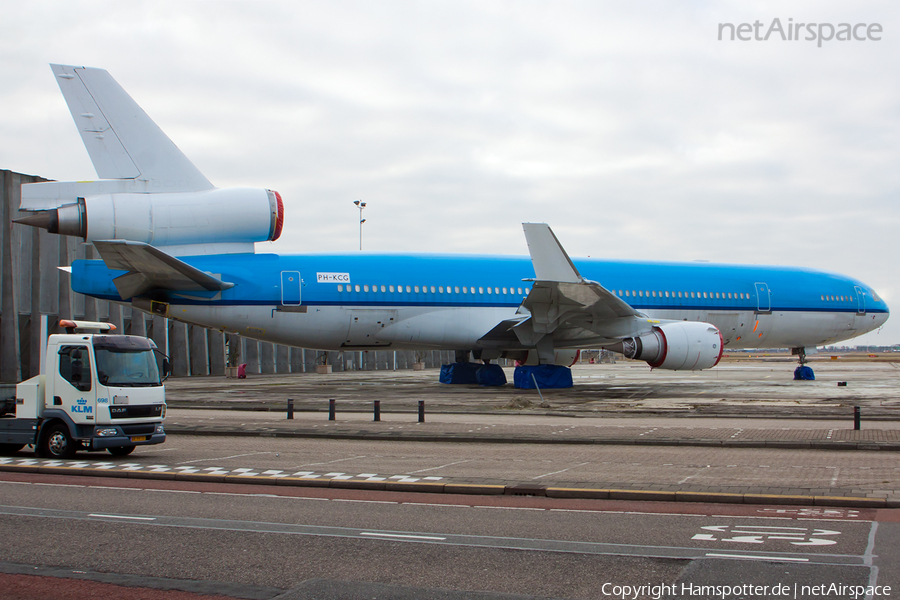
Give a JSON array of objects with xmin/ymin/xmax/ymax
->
[{"xmin": 72, "ymin": 252, "xmax": 889, "ymax": 352}]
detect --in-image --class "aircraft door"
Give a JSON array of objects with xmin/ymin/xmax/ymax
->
[
  {"xmin": 281, "ymin": 271, "xmax": 301, "ymax": 306},
  {"xmin": 754, "ymin": 282, "xmax": 771, "ymax": 312},
  {"xmin": 855, "ymin": 286, "xmax": 866, "ymax": 314}
]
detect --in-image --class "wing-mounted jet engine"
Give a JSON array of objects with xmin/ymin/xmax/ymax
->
[
  {"xmin": 15, "ymin": 64, "xmax": 282, "ymax": 255},
  {"xmin": 609, "ymin": 321, "xmax": 723, "ymax": 371}
]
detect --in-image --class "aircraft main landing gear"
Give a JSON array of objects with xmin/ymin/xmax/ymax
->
[{"xmin": 792, "ymin": 347, "xmax": 815, "ymax": 380}]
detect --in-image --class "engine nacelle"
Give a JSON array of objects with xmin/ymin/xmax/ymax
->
[
  {"xmin": 503, "ymin": 349, "xmax": 580, "ymax": 367},
  {"xmin": 614, "ymin": 321, "xmax": 723, "ymax": 371},
  {"xmin": 17, "ymin": 187, "xmax": 283, "ymax": 248}
]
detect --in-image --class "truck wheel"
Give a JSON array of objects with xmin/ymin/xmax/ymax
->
[
  {"xmin": 0, "ymin": 444, "xmax": 25, "ymax": 455},
  {"xmin": 108, "ymin": 446, "xmax": 136, "ymax": 457},
  {"xmin": 39, "ymin": 424, "xmax": 77, "ymax": 459}
]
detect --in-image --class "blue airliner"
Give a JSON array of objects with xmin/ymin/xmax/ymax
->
[{"xmin": 16, "ymin": 65, "xmax": 890, "ymax": 383}]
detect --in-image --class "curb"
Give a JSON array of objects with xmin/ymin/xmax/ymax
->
[
  {"xmin": 1, "ymin": 464, "xmax": 892, "ymax": 509},
  {"xmin": 164, "ymin": 426, "xmax": 900, "ymax": 451}
]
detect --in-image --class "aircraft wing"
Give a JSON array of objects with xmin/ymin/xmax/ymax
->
[
  {"xmin": 92, "ymin": 240, "xmax": 233, "ymax": 300},
  {"xmin": 50, "ymin": 64, "xmax": 213, "ymax": 191},
  {"xmin": 521, "ymin": 223, "xmax": 639, "ymax": 333}
]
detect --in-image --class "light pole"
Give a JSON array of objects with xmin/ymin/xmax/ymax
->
[{"xmin": 353, "ymin": 200, "xmax": 366, "ymax": 251}]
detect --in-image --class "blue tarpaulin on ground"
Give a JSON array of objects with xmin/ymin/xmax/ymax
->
[
  {"xmin": 793, "ymin": 366, "xmax": 815, "ymax": 380},
  {"xmin": 513, "ymin": 364, "xmax": 573, "ymax": 389},
  {"xmin": 476, "ymin": 364, "xmax": 507, "ymax": 386},
  {"xmin": 439, "ymin": 362, "xmax": 480, "ymax": 384}
]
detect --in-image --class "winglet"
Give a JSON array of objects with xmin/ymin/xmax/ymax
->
[{"xmin": 522, "ymin": 223, "xmax": 582, "ymax": 283}]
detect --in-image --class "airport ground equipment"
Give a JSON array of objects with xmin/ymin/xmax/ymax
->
[{"xmin": 0, "ymin": 320, "xmax": 167, "ymax": 458}]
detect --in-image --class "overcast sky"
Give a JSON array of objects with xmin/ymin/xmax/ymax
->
[{"xmin": 1, "ymin": 0, "xmax": 897, "ymax": 345}]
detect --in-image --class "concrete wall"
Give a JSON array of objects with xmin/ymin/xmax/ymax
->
[{"xmin": 1, "ymin": 169, "xmax": 476, "ymax": 384}]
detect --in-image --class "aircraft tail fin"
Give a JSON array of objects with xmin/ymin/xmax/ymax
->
[{"xmin": 50, "ymin": 64, "xmax": 213, "ymax": 192}]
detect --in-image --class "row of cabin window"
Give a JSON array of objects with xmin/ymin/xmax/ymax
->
[
  {"xmin": 333, "ymin": 285, "xmax": 856, "ymax": 304},
  {"xmin": 337, "ymin": 284, "xmax": 530, "ymax": 296},
  {"xmin": 617, "ymin": 290, "xmax": 752, "ymax": 300}
]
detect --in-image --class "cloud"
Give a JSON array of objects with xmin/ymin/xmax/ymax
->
[{"xmin": 0, "ymin": 0, "xmax": 896, "ymax": 344}]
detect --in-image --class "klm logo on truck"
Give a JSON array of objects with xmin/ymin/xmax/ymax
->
[{"xmin": 71, "ymin": 397, "xmax": 92, "ymax": 414}]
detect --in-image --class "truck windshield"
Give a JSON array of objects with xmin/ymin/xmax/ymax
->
[{"xmin": 93, "ymin": 336, "xmax": 162, "ymax": 387}]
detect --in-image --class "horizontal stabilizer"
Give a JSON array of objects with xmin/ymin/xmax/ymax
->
[{"xmin": 92, "ymin": 240, "xmax": 233, "ymax": 300}]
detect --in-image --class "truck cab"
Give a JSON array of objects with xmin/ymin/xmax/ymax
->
[{"xmin": 1, "ymin": 320, "xmax": 167, "ymax": 458}]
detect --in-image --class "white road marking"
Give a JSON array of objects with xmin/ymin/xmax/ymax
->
[
  {"xmin": 177, "ymin": 452, "xmax": 272, "ymax": 465},
  {"xmin": 712, "ymin": 515, "xmax": 792, "ymax": 520},
  {"xmin": 530, "ymin": 462, "xmax": 590, "ymax": 480},
  {"xmin": 332, "ymin": 499, "xmax": 397, "ymax": 504},
  {"xmin": 360, "ymin": 532, "xmax": 446, "ymax": 541},
  {"xmin": 678, "ymin": 465, "xmax": 711, "ymax": 485},
  {"xmin": 89, "ymin": 514, "xmax": 156, "ymax": 521},
  {"xmin": 33, "ymin": 483, "xmax": 84, "ymax": 488},
  {"xmin": 295, "ymin": 455, "xmax": 367, "ymax": 467},
  {"xmin": 203, "ymin": 492, "xmax": 280, "ymax": 498},
  {"xmin": 693, "ymin": 525, "xmax": 840, "ymax": 546},
  {"xmin": 475, "ymin": 506, "xmax": 545, "ymax": 511},
  {"xmin": 407, "ymin": 460, "xmax": 470, "ymax": 474},
  {"xmin": 705, "ymin": 553, "xmax": 808, "ymax": 562}
]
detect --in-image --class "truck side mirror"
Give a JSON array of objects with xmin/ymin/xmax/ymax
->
[{"xmin": 162, "ymin": 358, "xmax": 171, "ymax": 381}]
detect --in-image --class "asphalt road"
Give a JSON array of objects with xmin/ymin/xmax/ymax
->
[
  {"xmin": 0, "ymin": 472, "xmax": 895, "ymax": 600},
  {"xmin": 2, "ymin": 360, "xmax": 898, "ymax": 598}
]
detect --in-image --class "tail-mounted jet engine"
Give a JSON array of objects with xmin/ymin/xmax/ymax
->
[
  {"xmin": 16, "ymin": 187, "xmax": 284, "ymax": 248},
  {"xmin": 611, "ymin": 321, "xmax": 723, "ymax": 371}
]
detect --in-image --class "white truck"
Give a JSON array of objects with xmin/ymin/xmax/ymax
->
[{"xmin": 0, "ymin": 320, "xmax": 167, "ymax": 458}]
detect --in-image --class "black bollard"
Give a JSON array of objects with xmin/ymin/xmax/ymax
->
[
  {"xmin": 854, "ymin": 406, "xmax": 861, "ymax": 431},
  {"xmin": 418, "ymin": 400, "xmax": 425, "ymax": 423},
  {"xmin": 329, "ymin": 398, "xmax": 336, "ymax": 421},
  {"xmin": 374, "ymin": 400, "xmax": 381, "ymax": 422},
  {"xmin": 287, "ymin": 398, "xmax": 294, "ymax": 420}
]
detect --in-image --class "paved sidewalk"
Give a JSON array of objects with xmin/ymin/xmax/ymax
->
[
  {"xmin": 165, "ymin": 408, "xmax": 900, "ymax": 450},
  {"xmin": 112, "ymin": 407, "xmax": 900, "ymax": 508}
]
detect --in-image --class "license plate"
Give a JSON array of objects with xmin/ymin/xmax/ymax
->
[{"xmin": 130, "ymin": 436, "xmax": 147, "ymax": 442}]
